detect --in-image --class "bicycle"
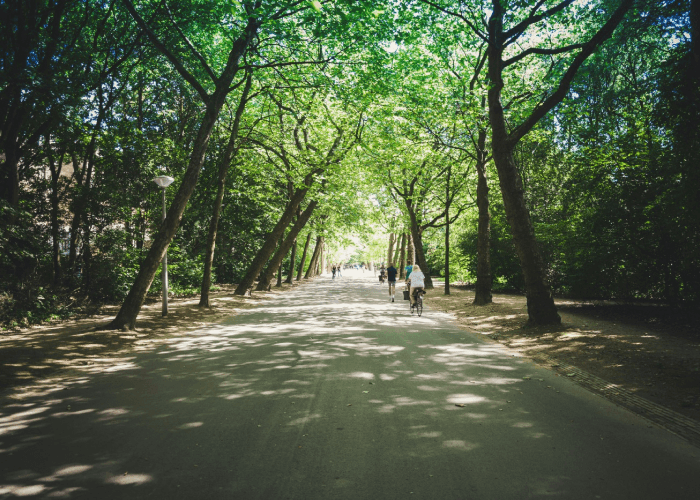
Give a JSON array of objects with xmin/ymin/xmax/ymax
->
[{"xmin": 410, "ymin": 288, "xmax": 424, "ymax": 317}]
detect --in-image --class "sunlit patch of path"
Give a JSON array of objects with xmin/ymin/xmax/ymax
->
[{"xmin": 1, "ymin": 270, "xmax": 699, "ymax": 499}]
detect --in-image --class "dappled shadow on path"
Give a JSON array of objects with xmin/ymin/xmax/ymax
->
[{"xmin": 1, "ymin": 274, "xmax": 698, "ymax": 499}]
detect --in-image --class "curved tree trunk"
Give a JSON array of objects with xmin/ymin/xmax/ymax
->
[
  {"xmin": 107, "ymin": 98, "xmax": 228, "ymax": 329},
  {"xmin": 483, "ymin": 0, "xmax": 632, "ymax": 324},
  {"xmin": 200, "ymin": 74, "xmax": 252, "ymax": 307},
  {"xmin": 256, "ymin": 201, "xmax": 317, "ymax": 291},
  {"xmin": 304, "ymin": 236, "xmax": 322, "ymax": 279},
  {"xmin": 235, "ymin": 182, "xmax": 311, "ymax": 295},
  {"xmin": 106, "ymin": 7, "xmax": 260, "ymax": 329},
  {"xmin": 487, "ymin": 1, "xmax": 557, "ymax": 324}
]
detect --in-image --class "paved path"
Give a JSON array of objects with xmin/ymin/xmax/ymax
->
[{"xmin": 1, "ymin": 271, "xmax": 699, "ymax": 499}]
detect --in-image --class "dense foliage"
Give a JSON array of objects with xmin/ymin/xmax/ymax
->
[{"xmin": 0, "ymin": 0, "xmax": 696, "ymax": 328}]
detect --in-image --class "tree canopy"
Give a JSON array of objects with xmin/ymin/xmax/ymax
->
[{"xmin": 1, "ymin": 0, "xmax": 696, "ymax": 329}]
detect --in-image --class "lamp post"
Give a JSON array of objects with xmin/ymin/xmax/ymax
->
[{"xmin": 153, "ymin": 175, "xmax": 175, "ymax": 316}]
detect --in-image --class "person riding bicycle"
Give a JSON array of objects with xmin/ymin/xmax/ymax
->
[
  {"xmin": 379, "ymin": 265, "xmax": 386, "ymax": 283},
  {"xmin": 406, "ymin": 264, "xmax": 425, "ymax": 306}
]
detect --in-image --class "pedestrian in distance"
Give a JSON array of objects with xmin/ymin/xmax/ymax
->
[
  {"xmin": 386, "ymin": 262, "xmax": 398, "ymax": 302},
  {"xmin": 332, "ymin": 265, "xmax": 336, "ymax": 279}
]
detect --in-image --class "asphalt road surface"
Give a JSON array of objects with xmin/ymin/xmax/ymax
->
[{"xmin": 1, "ymin": 270, "xmax": 699, "ymax": 499}]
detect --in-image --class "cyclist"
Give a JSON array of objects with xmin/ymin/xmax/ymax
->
[
  {"xmin": 379, "ymin": 265, "xmax": 386, "ymax": 284},
  {"xmin": 406, "ymin": 264, "xmax": 425, "ymax": 306},
  {"xmin": 386, "ymin": 262, "xmax": 398, "ymax": 302}
]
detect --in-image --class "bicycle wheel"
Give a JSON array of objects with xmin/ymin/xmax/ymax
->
[{"xmin": 417, "ymin": 296, "xmax": 423, "ymax": 317}]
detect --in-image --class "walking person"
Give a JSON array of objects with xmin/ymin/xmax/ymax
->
[
  {"xmin": 332, "ymin": 265, "xmax": 336, "ymax": 279},
  {"xmin": 406, "ymin": 264, "xmax": 425, "ymax": 306},
  {"xmin": 387, "ymin": 262, "xmax": 398, "ymax": 302}
]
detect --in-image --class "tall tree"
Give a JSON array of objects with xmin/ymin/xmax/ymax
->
[
  {"xmin": 423, "ymin": 0, "xmax": 635, "ymax": 323},
  {"xmin": 199, "ymin": 72, "xmax": 254, "ymax": 307},
  {"xmin": 109, "ymin": 0, "xmax": 264, "ymax": 329}
]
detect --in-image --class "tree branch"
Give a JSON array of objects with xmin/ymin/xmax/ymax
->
[
  {"xmin": 420, "ymin": 0, "xmax": 488, "ymax": 42},
  {"xmin": 163, "ymin": 0, "xmax": 217, "ymax": 82},
  {"xmin": 121, "ymin": 0, "xmax": 209, "ymax": 101},
  {"xmin": 503, "ymin": 0, "xmax": 576, "ymax": 43},
  {"xmin": 503, "ymin": 43, "xmax": 584, "ymax": 68},
  {"xmin": 509, "ymin": 0, "xmax": 635, "ymax": 146}
]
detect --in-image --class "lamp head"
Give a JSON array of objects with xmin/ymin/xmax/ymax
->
[{"xmin": 153, "ymin": 175, "xmax": 175, "ymax": 188}]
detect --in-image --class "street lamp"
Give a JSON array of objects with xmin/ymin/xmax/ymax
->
[{"xmin": 153, "ymin": 175, "xmax": 174, "ymax": 316}]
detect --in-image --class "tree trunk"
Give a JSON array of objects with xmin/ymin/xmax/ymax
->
[
  {"xmin": 445, "ymin": 213, "xmax": 450, "ymax": 295},
  {"xmin": 320, "ymin": 239, "xmax": 326, "ymax": 275},
  {"xmin": 474, "ymin": 130, "xmax": 492, "ymax": 306},
  {"xmin": 445, "ymin": 164, "xmax": 451, "ymax": 295},
  {"xmin": 236, "ymin": 182, "xmax": 312, "ymax": 295},
  {"xmin": 316, "ymin": 239, "xmax": 324, "ymax": 275},
  {"xmin": 256, "ymin": 201, "xmax": 317, "ymax": 291},
  {"xmin": 410, "ymin": 227, "xmax": 433, "ymax": 289},
  {"xmin": 392, "ymin": 233, "xmax": 401, "ymax": 265},
  {"xmin": 387, "ymin": 233, "xmax": 395, "ymax": 265},
  {"xmin": 276, "ymin": 261, "xmax": 283, "ymax": 287},
  {"xmin": 106, "ymin": 10, "xmax": 259, "ymax": 329},
  {"xmin": 0, "ymin": 147, "xmax": 20, "ymax": 210},
  {"xmin": 407, "ymin": 233, "xmax": 415, "ymax": 267},
  {"xmin": 199, "ymin": 74, "xmax": 252, "ymax": 307},
  {"xmin": 487, "ymin": 1, "xmax": 558, "ymax": 324},
  {"xmin": 47, "ymin": 150, "xmax": 64, "ymax": 284},
  {"xmin": 399, "ymin": 233, "xmax": 407, "ymax": 279},
  {"xmin": 285, "ymin": 237, "xmax": 297, "ymax": 284},
  {"xmin": 108, "ymin": 104, "xmax": 225, "ymax": 328},
  {"xmin": 297, "ymin": 233, "xmax": 311, "ymax": 281},
  {"xmin": 692, "ymin": 0, "xmax": 700, "ymax": 84},
  {"xmin": 304, "ymin": 236, "xmax": 322, "ymax": 279},
  {"xmin": 404, "ymin": 201, "xmax": 433, "ymax": 289}
]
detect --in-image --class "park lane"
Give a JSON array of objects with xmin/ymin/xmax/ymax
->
[{"xmin": 1, "ymin": 270, "xmax": 699, "ymax": 499}]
